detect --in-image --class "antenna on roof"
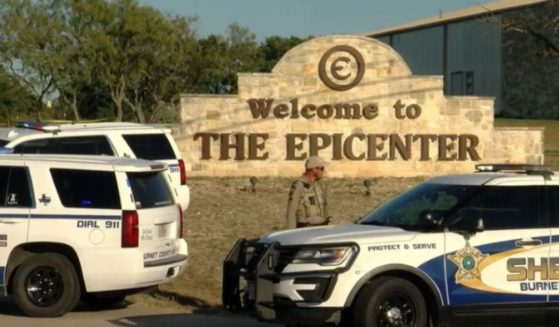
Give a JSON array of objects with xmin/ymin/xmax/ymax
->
[{"xmin": 439, "ymin": 9, "xmax": 442, "ymax": 18}]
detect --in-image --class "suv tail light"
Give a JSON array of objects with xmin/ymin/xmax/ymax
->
[
  {"xmin": 177, "ymin": 204, "xmax": 184, "ymax": 239},
  {"xmin": 178, "ymin": 159, "xmax": 187, "ymax": 185},
  {"xmin": 122, "ymin": 210, "xmax": 139, "ymax": 247}
]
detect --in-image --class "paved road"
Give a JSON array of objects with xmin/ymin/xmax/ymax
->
[{"xmin": 0, "ymin": 297, "xmax": 278, "ymax": 327}]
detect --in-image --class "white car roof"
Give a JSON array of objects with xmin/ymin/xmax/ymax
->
[
  {"xmin": 0, "ymin": 154, "xmax": 168, "ymax": 172},
  {"xmin": 425, "ymin": 172, "xmax": 554, "ymax": 186},
  {"xmin": 0, "ymin": 122, "xmax": 171, "ymax": 142}
]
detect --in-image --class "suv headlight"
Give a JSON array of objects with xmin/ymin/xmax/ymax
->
[{"xmin": 292, "ymin": 246, "xmax": 357, "ymax": 266}]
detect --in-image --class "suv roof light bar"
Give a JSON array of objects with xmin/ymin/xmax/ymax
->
[
  {"xmin": 15, "ymin": 121, "xmax": 60, "ymax": 133},
  {"xmin": 475, "ymin": 164, "xmax": 554, "ymax": 179},
  {"xmin": 475, "ymin": 164, "xmax": 551, "ymax": 172}
]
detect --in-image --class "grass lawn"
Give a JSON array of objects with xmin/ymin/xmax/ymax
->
[
  {"xmin": 495, "ymin": 118, "xmax": 559, "ymax": 170},
  {"xmin": 128, "ymin": 118, "xmax": 559, "ymax": 313}
]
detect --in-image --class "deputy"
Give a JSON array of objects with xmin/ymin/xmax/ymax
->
[{"xmin": 286, "ymin": 155, "xmax": 330, "ymax": 229}]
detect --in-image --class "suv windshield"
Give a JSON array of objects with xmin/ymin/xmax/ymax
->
[
  {"xmin": 128, "ymin": 172, "xmax": 173, "ymax": 209},
  {"xmin": 360, "ymin": 183, "xmax": 480, "ymax": 230}
]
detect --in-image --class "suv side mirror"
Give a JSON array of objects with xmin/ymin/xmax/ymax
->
[
  {"xmin": 474, "ymin": 217, "xmax": 485, "ymax": 233},
  {"xmin": 450, "ymin": 215, "xmax": 485, "ymax": 237}
]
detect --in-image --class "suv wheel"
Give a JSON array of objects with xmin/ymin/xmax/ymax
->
[
  {"xmin": 354, "ymin": 277, "xmax": 427, "ymax": 327},
  {"xmin": 13, "ymin": 253, "xmax": 81, "ymax": 317}
]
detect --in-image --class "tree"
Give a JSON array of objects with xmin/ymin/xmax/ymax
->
[
  {"xmin": 0, "ymin": 0, "xmax": 63, "ymax": 118},
  {"xmin": 192, "ymin": 34, "xmax": 230, "ymax": 93},
  {"xmin": 119, "ymin": 8, "xmax": 197, "ymax": 123},
  {"xmin": 193, "ymin": 23, "xmax": 261, "ymax": 94},
  {"xmin": 259, "ymin": 35, "xmax": 309, "ymax": 72},
  {"xmin": 0, "ymin": 67, "xmax": 35, "ymax": 123},
  {"xmin": 49, "ymin": 0, "xmax": 113, "ymax": 122},
  {"xmin": 482, "ymin": 1, "xmax": 559, "ymax": 118}
]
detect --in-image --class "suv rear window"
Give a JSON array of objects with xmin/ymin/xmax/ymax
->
[
  {"xmin": 122, "ymin": 134, "xmax": 176, "ymax": 160},
  {"xmin": 51, "ymin": 169, "xmax": 120, "ymax": 209},
  {"xmin": 14, "ymin": 136, "xmax": 114, "ymax": 155},
  {"xmin": 128, "ymin": 172, "xmax": 173, "ymax": 209},
  {"xmin": 0, "ymin": 166, "xmax": 33, "ymax": 207}
]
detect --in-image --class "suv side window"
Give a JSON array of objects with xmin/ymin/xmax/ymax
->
[
  {"xmin": 122, "ymin": 134, "xmax": 176, "ymax": 160},
  {"xmin": 549, "ymin": 186, "xmax": 559, "ymax": 226},
  {"xmin": 13, "ymin": 139, "xmax": 49, "ymax": 154},
  {"xmin": 450, "ymin": 186, "xmax": 542, "ymax": 230},
  {"xmin": 14, "ymin": 136, "xmax": 114, "ymax": 156},
  {"xmin": 0, "ymin": 166, "xmax": 33, "ymax": 207},
  {"xmin": 51, "ymin": 169, "xmax": 120, "ymax": 209}
]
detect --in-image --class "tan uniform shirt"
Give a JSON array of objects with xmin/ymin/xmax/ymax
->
[{"xmin": 286, "ymin": 177, "xmax": 328, "ymax": 229}]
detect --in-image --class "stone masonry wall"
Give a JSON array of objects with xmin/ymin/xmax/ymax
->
[{"xmin": 174, "ymin": 35, "xmax": 543, "ymax": 177}]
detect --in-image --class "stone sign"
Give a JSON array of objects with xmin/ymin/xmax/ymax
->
[{"xmin": 175, "ymin": 35, "xmax": 543, "ymax": 177}]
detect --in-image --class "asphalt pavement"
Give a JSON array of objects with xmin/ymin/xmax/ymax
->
[{"xmin": 0, "ymin": 297, "xmax": 278, "ymax": 327}]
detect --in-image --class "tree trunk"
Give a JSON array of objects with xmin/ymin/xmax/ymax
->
[
  {"xmin": 70, "ymin": 94, "xmax": 80, "ymax": 122},
  {"xmin": 124, "ymin": 92, "xmax": 145, "ymax": 123},
  {"xmin": 148, "ymin": 100, "xmax": 164, "ymax": 123},
  {"xmin": 109, "ymin": 77, "xmax": 126, "ymax": 122},
  {"xmin": 61, "ymin": 93, "xmax": 80, "ymax": 122}
]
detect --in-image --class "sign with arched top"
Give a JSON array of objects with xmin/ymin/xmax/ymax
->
[{"xmin": 176, "ymin": 35, "xmax": 543, "ymax": 177}]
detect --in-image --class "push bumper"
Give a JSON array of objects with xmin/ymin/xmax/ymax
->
[{"xmin": 222, "ymin": 239, "xmax": 342, "ymax": 326}]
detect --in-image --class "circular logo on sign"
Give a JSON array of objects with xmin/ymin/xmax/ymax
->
[{"xmin": 318, "ymin": 45, "xmax": 365, "ymax": 91}]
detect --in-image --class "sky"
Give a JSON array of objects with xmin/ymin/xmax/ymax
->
[{"xmin": 137, "ymin": 0, "xmax": 493, "ymax": 41}]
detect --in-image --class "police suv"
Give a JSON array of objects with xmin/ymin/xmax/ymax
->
[
  {"xmin": 0, "ymin": 121, "xmax": 190, "ymax": 210},
  {"xmin": 223, "ymin": 164, "xmax": 559, "ymax": 327},
  {"xmin": 0, "ymin": 155, "xmax": 188, "ymax": 317}
]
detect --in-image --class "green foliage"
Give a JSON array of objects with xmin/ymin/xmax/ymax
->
[
  {"xmin": 259, "ymin": 35, "xmax": 311, "ymax": 72},
  {"xmin": 0, "ymin": 68, "xmax": 35, "ymax": 123},
  {"xmin": 0, "ymin": 0, "xmax": 309, "ymax": 122}
]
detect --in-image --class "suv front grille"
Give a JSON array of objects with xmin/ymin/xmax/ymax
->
[{"xmin": 274, "ymin": 247, "xmax": 299, "ymax": 273}]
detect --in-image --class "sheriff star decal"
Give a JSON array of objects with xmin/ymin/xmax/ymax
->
[{"xmin": 447, "ymin": 242, "xmax": 489, "ymax": 284}]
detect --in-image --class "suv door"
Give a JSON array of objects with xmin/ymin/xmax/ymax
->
[
  {"xmin": 443, "ymin": 183, "xmax": 548, "ymax": 324},
  {"xmin": 28, "ymin": 167, "xmax": 122, "ymax": 251},
  {"xmin": 0, "ymin": 165, "xmax": 33, "ymax": 290},
  {"xmin": 545, "ymin": 180, "xmax": 559, "ymax": 321}
]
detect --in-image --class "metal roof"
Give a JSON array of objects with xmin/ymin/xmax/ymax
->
[{"xmin": 363, "ymin": 0, "xmax": 548, "ymax": 37}]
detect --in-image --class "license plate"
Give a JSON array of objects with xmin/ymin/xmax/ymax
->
[{"xmin": 156, "ymin": 224, "xmax": 168, "ymax": 238}]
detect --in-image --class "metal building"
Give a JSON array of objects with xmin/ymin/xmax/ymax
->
[{"xmin": 364, "ymin": 0, "xmax": 558, "ymax": 118}]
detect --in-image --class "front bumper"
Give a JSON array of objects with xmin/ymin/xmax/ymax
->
[{"xmin": 222, "ymin": 239, "xmax": 343, "ymax": 325}]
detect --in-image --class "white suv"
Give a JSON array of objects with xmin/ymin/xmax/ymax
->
[
  {"xmin": 223, "ymin": 164, "xmax": 559, "ymax": 327},
  {"xmin": 0, "ymin": 155, "xmax": 188, "ymax": 317},
  {"xmin": 0, "ymin": 121, "xmax": 189, "ymax": 210}
]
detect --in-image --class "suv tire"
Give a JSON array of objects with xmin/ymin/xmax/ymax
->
[
  {"xmin": 354, "ymin": 277, "xmax": 427, "ymax": 327},
  {"xmin": 13, "ymin": 252, "xmax": 81, "ymax": 317}
]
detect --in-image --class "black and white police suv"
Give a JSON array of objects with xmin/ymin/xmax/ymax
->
[
  {"xmin": 223, "ymin": 164, "xmax": 559, "ymax": 327},
  {"xmin": 0, "ymin": 155, "xmax": 188, "ymax": 317},
  {"xmin": 0, "ymin": 121, "xmax": 190, "ymax": 210}
]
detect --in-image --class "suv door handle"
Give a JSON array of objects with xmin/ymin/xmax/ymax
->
[
  {"xmin": 0, "ymin": 219, "xmax": 23, "ymax": 224},
  {"xmin": 515, "ymin": 239, "xmax": 542, "ymax": 247}
]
